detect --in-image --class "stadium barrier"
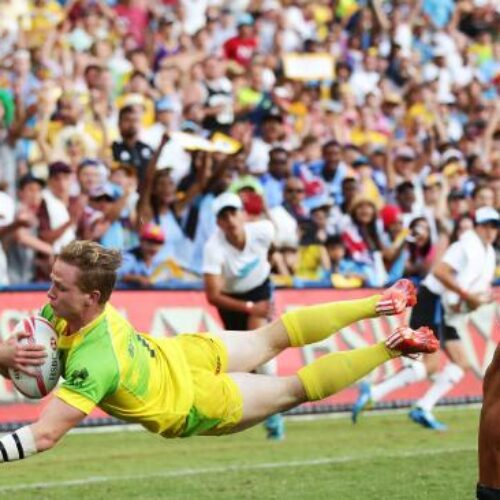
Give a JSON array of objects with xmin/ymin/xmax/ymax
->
[{"xmin": 0, "ymin": 287, "xmax": 498, "ymax": 430}]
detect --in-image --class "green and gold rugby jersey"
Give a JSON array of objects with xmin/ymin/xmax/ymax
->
[{"xmin": 40, "ymin": 304, "xmax": 194, "ymax": 437}]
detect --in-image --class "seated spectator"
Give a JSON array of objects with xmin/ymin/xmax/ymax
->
[
  {"xmin": 80, "ymin": 183, "xmax": 125, "ymax": 250},
  {"xmin": 118, "ymin": 223, "xmax": 166, "ymax": 288},
  {"xmin": 302, "ymin": 195, "xmax": 334, "ymax": 245},
  {"xmin": 112, "ymin": 105, "xmax": 154, "ymax": 190},
  {"xmin": 269, "ymin": 176, "xmax": 307, "ymax": 249},
  {"xmin": 341, "ymin": 195, "xmax": 388, "ymax": 287},
  {"xmin": 380, "ymin": 204, "xmax": 408, "ymax": 283},
  {"xmin": 293, "ymin": 242, "xmax": 331, "ymax": 283},
  {"xmin": 394, "ymin": 180, "xmax": 421, "ymax": 227},
  {"xmin": 109, "ymin": 163, "xmax": 139, "ymax": 250},
  {"xmin": 449, "ymin": 213, "xmax": 474, "ymax": 244},
  {"xmin": 325, "ymin": 235, "xmax": 366, "ymax": 288}
]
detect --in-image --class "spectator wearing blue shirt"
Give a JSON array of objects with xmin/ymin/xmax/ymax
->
[
  {"xmin": 259, "ymin": 147, "xmax": 291, "ymax": 208},
  {"xmin": 325, "ymin": 235, "xmax": 368, "ymax": 286},
  {"xmin": 310, "ymin": 140, "xmax": 349, "ymax": 205},
  {"xmin": 118, "ymin": 223, "xmax": 165, "ymax": 287},
  {"xmin": 85, "ymin": 183, "xmax": 126, "ymax": 250},
  {"xmin": 422, "ymin": 0, "xmax": 455, "ymax": 29}
]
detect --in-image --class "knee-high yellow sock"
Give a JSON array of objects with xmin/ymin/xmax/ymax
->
[
  {"xmin": 283, "ymin": 295, "xmax": 381, "ymax": 347},
  {"xmin": 297, "ymin": 343, "xmax": 399, "ymax": 401}
]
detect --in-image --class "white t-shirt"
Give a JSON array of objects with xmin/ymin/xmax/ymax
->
[
  {"xmin": 269, "ymin": 205, "xmax": 299, "ymax": 248},
  {"xmin": 202, "ymin": 220, "xmax": 274, "ymax": 294},
  {"xmin": 42, "ymin": 189, "xmax": 76, "ymax": 254},
  {"xmin": 0, "ymin": 191, "xmax": 15, "ymax": 286},
  {"xmin": 423, "ymin": 229, "xmax": 495, "ymax": 302}
]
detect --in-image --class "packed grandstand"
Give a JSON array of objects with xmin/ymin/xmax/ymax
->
[{"xmin": 0, "ymin": 0, "xmax": 498, "ymax": 290}]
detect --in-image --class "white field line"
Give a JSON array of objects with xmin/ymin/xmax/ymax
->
[{"xmin": 0, "ymin": 446, "xmax": 475, "ymax": 492}]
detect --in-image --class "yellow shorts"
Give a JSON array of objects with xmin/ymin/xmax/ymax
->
[{"xmin": 173, "ymin": 333, "xmax": 243, "ymax": 436}]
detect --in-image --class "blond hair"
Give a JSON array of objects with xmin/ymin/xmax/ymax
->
[{"xmin": 58, "ymin": 241, "xmax": 122, "ymax": 304}]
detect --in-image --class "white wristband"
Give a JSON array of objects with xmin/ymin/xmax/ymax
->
[{"xmin": 0, "ymin": 425, "xmax": 37, "ymax": 462}]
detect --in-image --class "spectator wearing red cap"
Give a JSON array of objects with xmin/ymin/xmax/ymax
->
[
  {"xmin": 118, "ymin": 223, "xmax": 166, "ymax": 287},
  {"xmin": 379, "ymin": 204, "xmax": 408, "ymax": 283}
]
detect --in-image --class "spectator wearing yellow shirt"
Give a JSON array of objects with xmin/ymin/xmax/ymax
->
[{"xmin": 23, "ymin": 0, "xmax": 64, "ymax": 49}]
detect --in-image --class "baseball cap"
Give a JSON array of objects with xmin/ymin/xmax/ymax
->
[
  {"xmin": 140, "ymin": 223, "xmax": 165, "ymax": 243},
  {"xmin": 229, "ymin": 175, "xmax": 264, "ymax": 196},
  {"xmin": 48, "ymin": 161, "xmax": 72, "ymax": 177},
  {"xmin": 89, "ymin": 183, "xmax": 120, "ymax": 201},
  {"xmin": 237, "ymin": 13, "xmax": 254, "ymax": 27},
  {"xmin": 155, "ymin": 96, "xmax": 175, "ymax": 113},
  {"xmin": 383, "ymin": 93, "xmax": 403, "ymax": 105},
  {"xmin": 442, "ymin": 162, "xmax": 467, "ymax": 177},
  {"xmin": 423, "ymin": 173, "xmax": 443, "ymax": 188},
  {"xmin": 440, "ymin": 148, "xmax": 464, "ymax": 167},
  {"xmin": 395, "ymin": 146, "xmax": 416, "ymax": 160},
  {"xmin": 380, "ymin": 204, "xmax": 402, "ymax": 231},
  {"xmin": 352, "ymin": 155, "xmax": 370, "ymax": 167},
  {"xmin": 475, "ymin": 207, "xmax": 499, "ymax": 227},
  {"xmin": 307, "ymin": 194, "xmax": 333, "ymax": 212},
  {"xmin": 212, "ymin": 192, "xmax": 243, "ymax": 217}
]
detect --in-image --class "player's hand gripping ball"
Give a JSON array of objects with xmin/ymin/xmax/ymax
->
[{"xmin": 8, "ymin": 316, "xmax": 61, "ymax": 399}]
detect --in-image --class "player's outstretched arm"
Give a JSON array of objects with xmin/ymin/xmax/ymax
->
[
  {"xmin": 0, "ymin": 397, "xmax": 86, "ymax": 463},
  {"xmin": 0, "ymin": 331, "xmax": 47, "ymax": 378}
]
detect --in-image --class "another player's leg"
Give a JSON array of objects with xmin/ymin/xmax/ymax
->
[
  {"xmin": 409, "ymin": 335, "xmax": 467, "ymax": 431},
  {"xmin": 227, "ymin": 326, "xmax": 438, "ymax": 433},
  {"xmin": 352, "ymin": 352, "xmax": 436, "ymax": 423},
  {"xmin": 213, "ymin": 279, "xmax": 417, "ymax": 373},
  {"xmin": 351, "ymin": 283, "xmax": 438, "ymax": 423}
]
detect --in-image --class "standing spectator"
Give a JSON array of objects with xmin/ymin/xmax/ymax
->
[
  {"xmin": 311, "ymin": 140, "xmax": 349, "ymax": 206},
  {"xmin": 223, "ymin": 13, "xmax": 258, "ymax": 68},
  {"xmin": 7, "ymin": 174, "xmax": 53, "ymax": 284},
  {"xmin": 0, "ymin": 188, "xmax": 29, "ymax": 287},
  {"xmin": 37, "ymin": 162, "xmax": 78, "ymax": 279},
  {"xmin": 199, "ymin": 56, "xmax": 234, "ymax": 133},
  {"xmin": 112, "ymin": 105, "xmax": 153, "ymax": 189},
  {"xmin": 260, "ymin": 146, "xmax": 291, "ymax": 208},
  {"xmin": 203, "ymin": 192, "xmax": 285, "ymax": 440},
  {"xmin": 246, "ymin": 113, "xmax": 286, "ymax": 175},
  {"xmin": 140, "ymin": 97, "xmax": 190, "ymax": 184}
]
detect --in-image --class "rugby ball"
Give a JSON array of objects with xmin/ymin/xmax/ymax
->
[{"xmin": 8, "ymin": 316, "xmax": 61, "ymax": 399}]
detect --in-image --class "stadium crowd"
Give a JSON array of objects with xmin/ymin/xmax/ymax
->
[{"xmin": 0, "ymin": 0, "xmax": 498, "ymax": 290}]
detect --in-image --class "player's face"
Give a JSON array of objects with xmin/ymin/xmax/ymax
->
[{"xmin": 47, "ymin": 260, "xmax": 92, "ymax": 320}]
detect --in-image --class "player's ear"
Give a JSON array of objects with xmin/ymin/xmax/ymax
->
[{"xmin": 87, "ymin": 290, "xmax": 102, "ymax": 307}]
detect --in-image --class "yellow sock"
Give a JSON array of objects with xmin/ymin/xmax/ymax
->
[
  {"xmin": 282, "ymin": 295, "xmax": 381, "ymax": 347},
  {"xmin": 297, "ymin": 342, "xmax": 399, "ymax": 401}
]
